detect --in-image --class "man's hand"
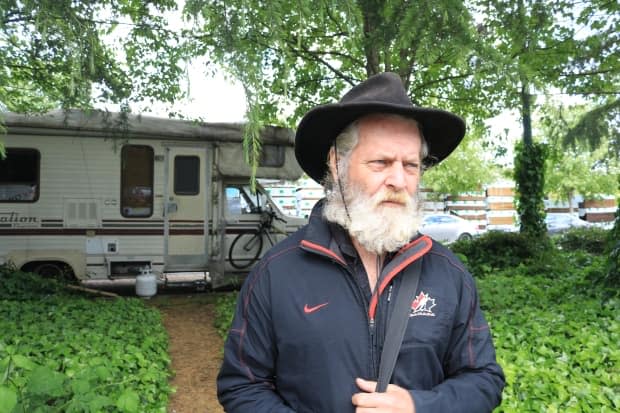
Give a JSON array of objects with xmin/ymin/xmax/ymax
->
[{"xmin": 351, "ymin": 378, "xmax": 416, "ymax": 412}]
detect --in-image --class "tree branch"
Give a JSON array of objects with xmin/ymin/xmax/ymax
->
[
  {"xmin": 415, "ymin": 71, "xmax": 475, "ymax": 89},
  {"xmin": 559, "ymin": 68, "xmax": 619, "ymax": 78},
  {"xmin": 291, "ymin": 42, "xmax": 359, "ymax": 86}
]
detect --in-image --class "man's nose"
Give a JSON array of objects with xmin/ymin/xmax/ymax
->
[{"xmin": 385, "ymin": 162, "xmax": 407, "ymax": 190}]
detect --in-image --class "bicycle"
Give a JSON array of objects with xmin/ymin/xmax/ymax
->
[{"xmin": 228, "ymin": 208, "xmax": 287, "ymax": 269}]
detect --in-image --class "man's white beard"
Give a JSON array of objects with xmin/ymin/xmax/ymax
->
[{"xmin": 323, "ymin": 177, "xmax": 422, "ymax": 254}]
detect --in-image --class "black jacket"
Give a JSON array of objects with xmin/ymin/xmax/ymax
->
[{"xmin": 217, "ymin": 202, "xmax": 505, "ymax": 412}]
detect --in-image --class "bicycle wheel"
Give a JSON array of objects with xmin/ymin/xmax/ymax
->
[{"xmin": 229, "ymin": 231, "xmax": 264, "ymax": 269}]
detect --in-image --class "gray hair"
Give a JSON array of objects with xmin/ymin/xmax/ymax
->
[{"xmin": 323, "ymin": 114, "xmax": 429, "ymax": 189}]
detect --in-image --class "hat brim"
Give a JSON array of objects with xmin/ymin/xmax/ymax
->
[{"xmin": 295, "ymin": 102, "xmax": 466, "ymax": 183}]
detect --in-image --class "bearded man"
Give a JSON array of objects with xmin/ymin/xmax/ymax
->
[{"xmin": 217, "ymin": 72, "xmax": 505, "ymax": 413}]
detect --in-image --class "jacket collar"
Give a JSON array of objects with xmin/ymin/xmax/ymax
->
[
  {"xmin": 300, "ymin": 198, "xmax": 433, "ymax": 321},
  {"xmin": 300, "ymin": 199, "xmax": 348, "ymax": 266}
]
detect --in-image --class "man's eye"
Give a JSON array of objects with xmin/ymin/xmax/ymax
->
[{"xmin": 370, "ymin": 160, "xmax": 387, "ymax": 166}]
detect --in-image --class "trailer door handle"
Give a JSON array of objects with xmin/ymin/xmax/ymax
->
[{"xmin": 165, "ymin": 202, "xmax": 178, "ymax": 215}]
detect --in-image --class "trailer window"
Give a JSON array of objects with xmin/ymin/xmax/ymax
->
[
  {"xmin": 174, "ymin": 156, "xmax": 200, "ymax": 195},
  {"xmin": 226, "ymin": 186, "xmax": 258, "ymax": 214},
  {"xmin": 0, "ymin": 148, "xmax": 40, "ymax": 202},
  {"xmin": 224, "ymin": 185, "xmax": 269, "ymax": 215},
  {"xmin": 121, "ymin": 145, "xmax": 153, "ymax": 217}
]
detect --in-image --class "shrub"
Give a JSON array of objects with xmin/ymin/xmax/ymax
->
[
  {"xmin": 450, "ymin": 231, "xmax": 552, "ymax": 276},
  {"xmin": 555, "ymin": 226, "xmax": 610, "ymax": 255},
  {"xmin": 604, "ymin": 207, "xmax": 620, "ymax": 295},
  {"xmin": 0, "ymin": 263, "xmax": 69, "ymax": 300}
]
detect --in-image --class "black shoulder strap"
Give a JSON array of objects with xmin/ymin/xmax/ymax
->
[{"xmin": 375, "ymin": 257, "xmax": 422, "ymax": 393}]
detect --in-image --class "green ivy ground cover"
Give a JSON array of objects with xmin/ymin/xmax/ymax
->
[
  {"xmin": 0, "ymin": 271, "xmax": 172, "ymax": 413},
  {"xmin": 479, "ymin": 273, "xmax": 619, "ymax": 412}
]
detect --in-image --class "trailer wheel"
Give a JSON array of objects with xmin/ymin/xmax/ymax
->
[{"xmin": 25, "ymin": 261, "xmax": 76, "ymax": 282}]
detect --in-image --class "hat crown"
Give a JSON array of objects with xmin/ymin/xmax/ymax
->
[
  {"xmin": 340, "ymin": 72, "xmax": 412, "ymax": 107},
  {"xmin": 295, "ymin": 72, "xmax": 465, "ymax": 183}
]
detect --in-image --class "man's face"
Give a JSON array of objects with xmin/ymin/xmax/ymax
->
[
  {"xmin": 344, "ymin": 115, "xmax": 422, "ymax": 206},
  {"xmin": 323, "ymin": 114, "xmax": 423, "ymax": 254}
]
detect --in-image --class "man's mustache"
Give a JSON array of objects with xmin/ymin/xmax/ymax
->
[{"xmin": 375, "ymin": 191, "xmax": 411, "ymax": 206}]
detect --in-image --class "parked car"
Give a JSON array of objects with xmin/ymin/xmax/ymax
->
[
  {"xmin": 419, "ymin": 213, "xmax": 484, "ymax": 243},
  {"xmin": 545, "ymin": 213, "xmax": 592, "ymax": 234}
]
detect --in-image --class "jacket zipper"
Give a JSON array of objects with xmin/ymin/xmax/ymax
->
[
  {"xmin": 369, "ymin": 317, "xmax": 376, "ymax": 378},
  {"xmin": 342, "ymin": 260, "xmax": 377, "ymax": 380},
  {"xmin": 369, "ymin": 282, "xmax": 394, "ymax": 378}
]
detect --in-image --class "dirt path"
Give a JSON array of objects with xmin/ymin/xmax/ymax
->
[{"xmin": 152, "ymin": 294, "xmax": 225, "ymax": 413}]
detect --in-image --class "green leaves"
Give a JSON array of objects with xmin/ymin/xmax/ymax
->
[
  {"xmin": 116, "ymin": 389, "xmax": 140, "ymax": 413},
  {"xmin": 9, "ymin": 355, "xmax": 37, "ymax": 371},
  {"xmin": 538, "ymin": 102, "xmax": 620, "ymax": 203},
  {"xmin": 0, "ymin": 0, "xmax": 187, "ymax": 111},
  {"xmin": 423, "ymin": 126, "xmax": 501, "ymax": 195},
  {"xmin": 514, "ymin": 140, "xmax": 548, "ymax": 236},
  {"xmin": 476, "ymin": 256, "xmax": 619, "ymax": 411},
  {"xmin": 27, "ymin": 367, "xmax": 65, "ymax": 397},
  {"xmin": 214, "ymin": 292, "xmax": 238, "ymax": 338},
  {"xmin": 0, "ymin": 269, "xmax": 172, "ymax": 412},
  {"xmin": 488, "ymin": 292, "xmax": 620, "ymax": 412},
  {"xmin": 183, "ymin": 0, "xmax": 490, "ymax": 124},
  {"xmin": 0, "ymin": 386, "xmax": 17, "ymax": 413}
]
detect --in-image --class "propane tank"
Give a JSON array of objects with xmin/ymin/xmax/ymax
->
[{"xmin": 135, "ymin": 267, "xmax": 157, "ymax": 298}]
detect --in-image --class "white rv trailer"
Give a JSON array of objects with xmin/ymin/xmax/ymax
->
[{"xmin": 0, "ymin": 110, "xmax": 307, "ymax": 288}]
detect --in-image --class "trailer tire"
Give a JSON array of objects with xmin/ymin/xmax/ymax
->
[{"xmin": 24, "ymin": 261, "xmax": 76, "ymax": 282}]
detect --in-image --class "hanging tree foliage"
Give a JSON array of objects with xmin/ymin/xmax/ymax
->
[
  {"xmin": 184, "ymin": 0, "xmax": 499, "ymax": 125},
  {"xmin": 0, "ymin": 0, "xmax": 189, "ymax": 112},
  {"xmin": 1, "ymin": 0, "xmax": 617, "ymax": 205},
  {"xmin": 182, "ymin": 0, "xmax": 507, "ymax": 193}
]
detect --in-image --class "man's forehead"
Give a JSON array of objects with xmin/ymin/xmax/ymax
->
[{"xmin": 356, "ymin": 116, "xmax": 422, "ymax": 148}]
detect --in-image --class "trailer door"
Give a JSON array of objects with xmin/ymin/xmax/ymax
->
[{"xmin": 163, "ymin": 146, "xmax": 211, "ymax": 271}]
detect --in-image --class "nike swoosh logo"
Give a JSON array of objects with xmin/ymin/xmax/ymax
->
[{"xmin": 303, "ymin": 302, "xmax": 329, "ymax": 314}]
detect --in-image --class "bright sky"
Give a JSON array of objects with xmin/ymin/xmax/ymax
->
[{"xmin": 133, "ymin": 63, "xmax": 248, "ymax": 122}]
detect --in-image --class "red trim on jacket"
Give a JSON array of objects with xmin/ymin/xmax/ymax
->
[
  {"xmin": 300, "ymin": 240, "xmax": 347, "ymax": 266},
  {"xmin": 368, "ymin": 235, "xmax": 432, "ymax": 320}
]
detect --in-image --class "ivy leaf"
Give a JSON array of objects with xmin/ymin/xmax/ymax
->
[
  {"xmin": 94, "ymin": 366, "xmax": 112, "ymax": 380},
  {"xmin": 27, "ymin": 366, "xmax": 66, "ymax": 397},
  {"xmin": 0, "ymin": 386, "xmax": 17, "ymax": 413},
  {"xmin": 11, "ymin": 355, "xmax": 38, "ymax": 371},
  {"xmin": 116, "ymin": 389, "xmax": 140, "ymax": 413},
  {"xmin": 70, "ymin": 379, "xmax": 90, "ymax": 394},
  {"xmin": 88, "ymin": 395, "xmax": 114, "ymax": 411}
]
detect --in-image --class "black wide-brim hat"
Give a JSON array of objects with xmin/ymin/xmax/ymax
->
[{"xmin": 295, "ymin": 72, "xmax": 466, "ymax": 183}]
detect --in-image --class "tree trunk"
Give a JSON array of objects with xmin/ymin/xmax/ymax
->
[
  {"xmin": 521, "ymin": 81, "xmax": 533, "ymax": 147},
  {"xmin": 567, "ymin": 189, "xmax": 574, "ymax": 214},
  {"xmin": 360, "ymin": 1, "xmax": 380, "ymax": 77}
]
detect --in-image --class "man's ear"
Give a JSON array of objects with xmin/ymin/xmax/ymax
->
[{"xmin": 327, "ymin": 146, "xmax": 338, "ymax": 182}]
